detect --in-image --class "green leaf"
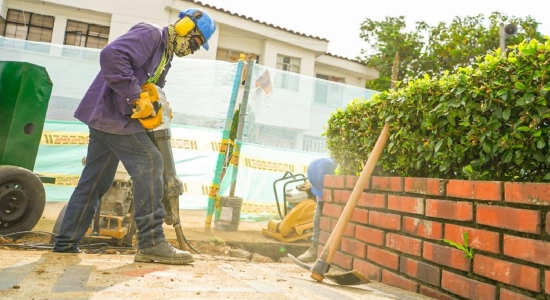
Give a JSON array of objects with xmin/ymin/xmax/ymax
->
[
  {"xmin": 462, "ymin": 232, "xmax": 469, "ymax": 247},
  {"xmin": 502, "ymin": 109, "xmax": 511, "ymax": 121},
  {"xmin": 516, "ymin": 126, "xmax": 530, "ymax": 132},
  {"xmin": 514, "ymin": 82, "xmax": 526, "ymax": 90},
  {"xmin": 435, "ymin": 139, "xmax": 444, "ymax": 152},
  {"xmin": 537, "ymin": 138, "xmax": 546, "ymax": 149}
]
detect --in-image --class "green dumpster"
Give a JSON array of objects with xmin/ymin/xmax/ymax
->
[
  {"xmin": 0, "ymin": 61, "xmax": 53, "ymax": 235},
  {"xmin": 0, "ymin": 61, "xmax": 53, "ymax": 170}
]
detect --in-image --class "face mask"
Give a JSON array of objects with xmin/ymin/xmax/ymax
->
[{"xmin": 169, "ymin": 26, "xmax": 205, "ymax": 57}]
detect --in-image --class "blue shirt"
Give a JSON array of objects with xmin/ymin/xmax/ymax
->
[
  {"xmin": 307, "ymin": 157, "xmax": 336, "ymax": 198},
  {"xmin": 74, "ymin": 22, "xmax": 172, "ymax": 134}
]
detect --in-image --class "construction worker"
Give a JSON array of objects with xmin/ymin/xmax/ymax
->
[
  {"xmin": 53, "ymin": 8, "xmax": 216, "ymax": 265},
  {"xmin": 297, "ymin": 157, "xmax": 336, "ymax": 263}
]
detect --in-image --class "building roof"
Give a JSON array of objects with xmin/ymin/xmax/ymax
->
[
  {"xmin": 183, "ymin": 0, "xmax": 365, "ymax": 63},
  {"xmin": 185, "ymin": 0, "xmax": 329, "ymax": 41}
]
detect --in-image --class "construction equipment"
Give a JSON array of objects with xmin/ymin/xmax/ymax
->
[
  {"xmin": 261, "ymin": 171, "xmax": 316, "ymax": 243},
  {"xmin": 52, "ymin": 86, "xmax": 197, "ymax": 252},
  {"xmin": 51, "ymin": 162, "xmax": 136, "ymax": 246},
  {"xmin": 0, "ymin": 61, "xmax": 53, "ymax": 235}
]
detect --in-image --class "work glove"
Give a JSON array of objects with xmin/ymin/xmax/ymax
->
[{"xmin": 131, "ymin": 92, "xmax": 156, "ymax": 119}]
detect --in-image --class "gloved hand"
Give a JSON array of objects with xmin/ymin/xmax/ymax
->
[{"xmin": 131, "ymin": 92, "xmax": 156, "ymax": 119}]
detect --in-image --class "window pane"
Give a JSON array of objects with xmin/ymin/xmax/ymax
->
[
  {"xmin": 28, "ymin": 26, "xmax": 52, "ymax": 42},
  {"xmin": 7, "ymin": 10, "xmax": 29, "ymax": 24},
  {"xmin": 5, "ymin": 23, "xmax": 27, "ymax": 39},
  {"xmin": 65, "ymin": 20, "xmax": 109, "ymax": 49},
  {"xmin": 30, "ymin": 14, "xmax": 54, "ymax": 28},
  {"xmin": 65, "ymin": 32, "xmax": 77, "ymax": 45},
  {"xmin": 66, "ymin": 20, "xmax": 78, "ymax": 31}
]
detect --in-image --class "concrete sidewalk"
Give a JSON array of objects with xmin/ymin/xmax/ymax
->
[
  {"xmin": 0, "ymin": 250, "xmax": 431, "ymax": 300},
  {"xmin": 1, "ymin": 202, "xmax": 434, "ymax": 299}
]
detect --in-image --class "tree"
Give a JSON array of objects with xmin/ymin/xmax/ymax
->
[{"xmin": 358, "ymin": 12, "xmax": 545, "ymax": 91}]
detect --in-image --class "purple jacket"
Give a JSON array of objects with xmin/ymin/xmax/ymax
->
[{"xmin": 74, "ymin": 22, "xmax": 172, "ymax": 134}]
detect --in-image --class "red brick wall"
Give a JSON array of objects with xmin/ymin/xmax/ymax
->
[{"xmin": 321, "ymin": 175, "xmax": 550, "ymax": 300}]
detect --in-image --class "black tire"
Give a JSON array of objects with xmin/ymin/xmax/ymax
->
[{"xmin": 0, "ymin": 165, "xmax": 46, "ymax": 235}]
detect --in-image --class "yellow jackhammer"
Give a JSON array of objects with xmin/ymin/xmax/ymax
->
[{"xmin": 144, "ymin": 84, "xmax": 199, "ymax": 253}]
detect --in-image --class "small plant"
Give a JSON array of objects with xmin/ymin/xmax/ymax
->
[
  {"xmin": 213, "ymin": 236, "xmax": 226, "ymax": 246},
  {"xmin": 442, "ymin": 232, "xmax": 475, "ymax": 260}
]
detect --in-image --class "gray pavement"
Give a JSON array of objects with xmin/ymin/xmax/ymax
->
[{"xmin": 0, "ymin": 250, "xmax": 433, "ymax": 300}]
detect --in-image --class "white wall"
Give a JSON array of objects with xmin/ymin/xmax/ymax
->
[{"xmin": 1, "ymin": 0, "xmax": 377, "ymax": 85}]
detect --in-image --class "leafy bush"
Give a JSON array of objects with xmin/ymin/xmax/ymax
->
[{"xmin": 326, "ymin": 38, "xmax": 550, "ymax": 182}]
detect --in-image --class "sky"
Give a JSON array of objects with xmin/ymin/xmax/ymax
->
[{"xmin": 199, "ymin": 0, "xmax": 550, "ymax": 59}]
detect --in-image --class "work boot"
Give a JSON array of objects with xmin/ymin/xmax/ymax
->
[
  {"xmin": 296, "ymin": 245, "xmax": 318, "ymax": 263},
  {"xmin": 134, "ymin": 241, "xmax": 194, "ymax": 265}
]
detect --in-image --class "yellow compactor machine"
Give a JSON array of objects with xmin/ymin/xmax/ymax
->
[{"xmin": 262, "ymin": 172, "xmax": 316, "ymax": 243}]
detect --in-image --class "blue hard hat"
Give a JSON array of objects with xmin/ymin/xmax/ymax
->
[{"xmin": 179, "ymin": 8, "xmax": 216, "ymax": 51}]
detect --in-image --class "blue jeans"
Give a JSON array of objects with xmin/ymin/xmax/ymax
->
[
  {"xmin": 312, "ymin": 196, "xmax": 324, "ymax": 246},
  {"xmin": 53, "ymin": 127, "xmax": 166, "ymax": 251}
]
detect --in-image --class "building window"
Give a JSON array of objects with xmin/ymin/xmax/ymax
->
[
  {"xmin": 302, "ymin": 135, "xmax": 327, "ymax": 153},
  {"xmin": 275, "ymin": 55, "xmax": 300, "ymax": 91},
  {"xmin": 3, "ymin": 9, "xmax": 54, "ymax": 42},
  {"xmin": 216, "ymin": 48, "xmax": 259, "ymax": 63},
  {"xmin": 64, "ymin": 20, "xmax": 109, "ymax": 49},
  {"xmin": 314, "ymin": 74, "xmax": 345, "ymax": 105}
]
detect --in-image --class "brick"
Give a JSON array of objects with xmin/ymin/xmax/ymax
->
[
  {"xmin": 505, "ymin": 182, "xmax": 550, "ymax": 205},
  {"xmin": 358, "ymin": 192, "xmax": 386, "ymax": 208},
  {"xmin": 345, "ymin": 175, "xmax": 359, "ymax": 189},
  {"xmin": 381, "ymin": 270, "xmax": 418, "ymax": 293},
  {"xmin": 353, "ymin": 258, "xmax": 381, "ymax": 281},
  {"xmin": 323, "ymin": 175, "xmax": 337, "ymax": 188},
  {"xmin": 319, "ymin": 216, "xmax": 331, "ymax": 232},
  {"xmin": 333, "ymin": 189, "xmax": 352, "ymax": 204},
  {"xmin": 355, "ymin": 225, "xmax": 385, "ymax": 245},
  {"xmin": 405, "ymin": 177, "xmax": 445, "ymax": 196},
  {"xmin": 331, "ymin": 175, "xmax": 345, "ymax": 189},
  {"xmin": 332, "ymin": 251, "xmax": 353, "ymax": 270},
  {"xmin": 402, "ymin": 217, "xmax": 443, "ymax": 240},
  {"xmin": 503, "ymin": 235, "xmax": 550, "ymax": 266},
  {"xmin": 371, "ymin": 176, "xmax": 404, "ymax": 192},
  {"xmin": 350, "ymin": 208, "xmax": 368, "ymax": 224},
  {"xmin": 341, "ymin": 237, "xmax": 366, "ymax": 258},
  {"xmin": 476, "ymin": 204, "xmax": 541, "ymax": 234},
  {"xmin": 386, "ymin": 233, "xmax": 422, "ymax": 256},
  {"xmin": 547, "ymin": 212, "xmax": 550, "ymax": 235},
  {"xmin": 368, "ymin": 211, "xmax": 401, "ymax": 231},
  {"xmin": 425, "ymin": 199, "xmax": 473, "ymax": 221},
  {"xmin": 473, "ymin": 255, "xmax": 540, "ymax": 292},
  {"xmin": 319, "ymin": 231, "xmax": 330, "ymax": 245},
  {"xmin": 441, "ymin": 271, "xmax": 496, "ymax": 300},
  {"xmin": 367, "ymin": 246, "xmax": 399, "ymax": 270},
  {"xmin": 343, "ymin": 223, "xmax": 355, "ymax": 237},
  {"xmin": 447, "ymin": 179, "xmax": 502, "ymax": 201},
  {"xmin": 423, "ymin": 242, "xmax": 470, "ymax": 271},
  {"xmin": 400, "ymin": 257, "xmax": 441, "ymax": 286},
  {"xmin": 322, "ymin": 203, "xmax": 343, "ymax": 219},
  {"xmin": 499, "ymin": 288, "xmax": 538, "ymax": 300},
  {"xmin": 546, "ymin": 270, "xmax": 550, "ymax": 295},
  {"xmin": 322, "ymin": 189, "xmax": 333, "ymax": 202},
  {"xmin": 387, "ymin": 195, "xmax": 424, "ymax": 214},
  {"xmin": 419, "ymin": 286, "xmax": 456, "ymax": 300},
  {"xmin": 339, "ymin": 190, "xmax": 353, "ymax": 204},
  {"xmin": 444, "ymin": 224, "xmax": 500, "ymax": 254}
]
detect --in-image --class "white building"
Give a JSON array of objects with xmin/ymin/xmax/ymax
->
[{"xmin": 0, "ymin": 0, "xmax": 378, "ymax": 88}]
